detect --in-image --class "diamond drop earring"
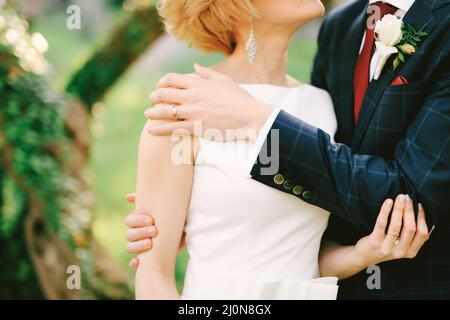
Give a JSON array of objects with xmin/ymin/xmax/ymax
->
[{"xmin": 245, "ymin": 17, "xmax": 258, "ymax": 64}]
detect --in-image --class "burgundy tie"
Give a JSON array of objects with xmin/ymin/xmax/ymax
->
[{"xmin": 353, "ymin": 2, "xmax": 397, "ymax": 123}]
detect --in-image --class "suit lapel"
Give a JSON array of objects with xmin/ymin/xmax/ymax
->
[
  {"xmin": 336, "ymin": 3, "xmax": 368, "ymax": 143},
  {"xmin": 351, "ymin": 0, "xmax": 438, "ymax": 149}
]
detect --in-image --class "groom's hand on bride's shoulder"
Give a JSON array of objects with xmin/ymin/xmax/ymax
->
[
  {"xmin": 144, "ymin": 64, "xmax": 274, "ymax": 141},
  {"xmin": 124, "ymin": 193, "xmax": 157, "ymax": 269}
]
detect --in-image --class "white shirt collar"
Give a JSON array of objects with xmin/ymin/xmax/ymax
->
[{"xmin": 369, "ymin": 0, "xmax": 415, "ymax": 13}]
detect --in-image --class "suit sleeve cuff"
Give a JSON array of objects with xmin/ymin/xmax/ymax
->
[{"xmin": 246, "ymin": 107, "xmax": 282, "ymax": 177}]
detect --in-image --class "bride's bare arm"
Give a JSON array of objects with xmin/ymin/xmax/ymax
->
[
  {"xmin": 319, "ymin": 195, "xmax": 431, "ymax": 280},
  {"xmin": 134, "ymin": 119, "xmax": 195, "ymax": 300}
]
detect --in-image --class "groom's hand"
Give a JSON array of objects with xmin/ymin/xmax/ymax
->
[
  {"xmin": 145, "ymin": 64, "xmax": 274, "ymax": 141},
  {"xmin": 124, "ymin": 193, "xmax": 157, "ymax": 269}
]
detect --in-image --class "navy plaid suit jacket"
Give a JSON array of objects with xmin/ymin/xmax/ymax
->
[{"xmin": 251, "ymin": 0, "xmax": 450, "ymax": 299}]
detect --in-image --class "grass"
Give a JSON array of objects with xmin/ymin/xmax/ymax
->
[{"xmin": 31, "ymin": 11, "xmax": 317, "ymax": 290}]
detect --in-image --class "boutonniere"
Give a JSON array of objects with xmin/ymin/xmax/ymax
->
[{"xmin": 373, "ymin": 14, "xmax": 428, "ymax": 80}]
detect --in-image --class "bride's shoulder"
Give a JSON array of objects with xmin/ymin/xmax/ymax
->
[
  {"xmin": 301, "ymin": 84, "xmax": 333, "ymax": 105},
  {"xmin": 286, "ymin": 75, "xmax": 302, "ymax": 87},
  {"xmin": 286, "ymin": 76, "xmax": 330, "ymax": 100}
]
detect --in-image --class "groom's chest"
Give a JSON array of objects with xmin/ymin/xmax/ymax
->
[
  {"xmin": 329, "ymin": 62, "xmax": 429, "ymax": 159},
  {"xmin": 326, "ymin": 28, "xmax": 439, "ymax": 159}
]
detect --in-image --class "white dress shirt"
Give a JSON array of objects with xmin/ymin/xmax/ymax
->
[{"xmin": 248, "ymin": 0, "xmax": 416, "ymax": 176}]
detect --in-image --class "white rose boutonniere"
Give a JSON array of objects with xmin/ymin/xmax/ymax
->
[{"xmin": 373, "ymin": 14, "xmax": 428, "ymax": 80}]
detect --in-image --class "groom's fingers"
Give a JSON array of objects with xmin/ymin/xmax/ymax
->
[
  {"xmin": 126, "ymin": 193, "xmax": 136, "ymax": 203},
  {"xmin": 125, "ymin": 226, "xmax": 157, "ymax": 242},
  {"xmin": 129, "ymin": 258, "xmax": 139, "ymax": 269},
  {"xmin": 124, "ymin": 213, "xmax": 154, "ymax": 228},
  {"xmin": 127, "ymin": 239, "xmax": 152, "ymax": 254}
]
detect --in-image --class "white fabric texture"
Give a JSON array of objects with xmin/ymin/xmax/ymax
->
[{"xmin": 182, "ymin": 84, "xmax": 339, "ymax": 300}]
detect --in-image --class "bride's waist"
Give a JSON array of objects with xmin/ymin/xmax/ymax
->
[
  {"xmin": 181, "ymin": 260, "xmax": 338, "ymax": 300},
  {"xmin": 184, "ymin": 229, "xmax": 324, "ymax": 274}
]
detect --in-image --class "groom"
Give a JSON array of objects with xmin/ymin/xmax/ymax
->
[{"xmin": 126, "ymin": 0, "xmax": 450, "ymax": 299}]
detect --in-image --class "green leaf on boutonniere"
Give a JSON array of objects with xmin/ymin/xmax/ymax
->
[
  {"xmin": 392, "ymin": 22, "xmax": 428, "ymax": 71},
  {"xmin": 393, "ymin": 57, "xmax": 401, "ymax": 70}
]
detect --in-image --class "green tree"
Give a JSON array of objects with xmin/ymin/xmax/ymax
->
[{"xmin": 0, "ymin": 2, "xmax": 163, "ymax": 299}]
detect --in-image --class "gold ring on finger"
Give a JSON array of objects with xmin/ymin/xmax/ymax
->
[
  {"xmin": 388, "ymin": 232, "xmax": 400, "ymax": 242},
  {"xmin": 171, "ymin": 105, "xmax": 179, "ymax": 119}
]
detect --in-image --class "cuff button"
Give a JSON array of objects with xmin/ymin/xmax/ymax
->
[
  {"xmin": 302, "ymin": 190, "xmax": 313, "ymax": 200},
  {"xmin": 273, "ymin": 174, "xmax": 285, "ymax": 185},
  {"xmin": 293, "ymin": 185, "xmax": 304, "ymax": 195},
  {"xmin": 283, "ymin": 180, "xmax": 294, "ymax": 190}
]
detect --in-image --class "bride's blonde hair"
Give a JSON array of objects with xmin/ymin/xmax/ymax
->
[{"xmin": 158, "ymin": 0, "xmax": 259, "ymax": 55}]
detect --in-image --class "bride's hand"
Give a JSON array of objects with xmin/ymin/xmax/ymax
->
[
  {"xmin": 124, "ymin": 193, "xmax": 157, "ymax": 269},
  {"xmin": 353, "ymin": 194, "xmax": 435, "ymax": 268}
]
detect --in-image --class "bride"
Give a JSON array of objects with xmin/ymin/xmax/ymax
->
[{"xmin": 128, "ymin": 0, "xmax": 430, "ymax": 299}]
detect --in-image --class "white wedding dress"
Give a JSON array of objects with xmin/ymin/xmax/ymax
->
[{"xmin": 181, "ymin": 83, "xmax": 339, "ymax": 300}]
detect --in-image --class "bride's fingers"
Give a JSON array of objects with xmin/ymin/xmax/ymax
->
[
  {"xmin": 148, "ymin": 120, "xmax": 195, "ymax": 136},
  {"xmin": 382, "ymin": 194, "xmax": 406, "ymax": 250},
  {"xmin": 194, "ymin": 63, "xmax": 232, "ymax": 82},
  {"xmin": 125, "ymin": 226, "xmax": 157, "ymax": 242},
  {"xmin": 416, "ymin": 203, "xmax": 429, "ymax": 236},
  {"xmin": 372, "ymin": 198, "xmax": 394, "ymax": 241},
  {"xmin": 144, "ymin": 104, "xmax": 193, "ymax": 120},
  {"xmin": 145, "ymin": 104, "xmax": 173, "ymax": 120},
  {"xmin": 406, "ymin": 203, "xmax": 430, "ymax": 258},
  {"xmin": 158, "ymin": 72, "xmax": 201, "ymax": 89},
  {"xmin": 124, "ymin": 213, "xmax": 153, "ymax": 228},
  {"xmin": 149, "ymin": 87, "xmax": 190, "ymax": 105},
  {"xmin": 395, "ymin": 195, "xmax": 416, "ymax": 253},
  {"xmin": 127, "ymin": 239, "xmax": 152, "ymax": 254}
]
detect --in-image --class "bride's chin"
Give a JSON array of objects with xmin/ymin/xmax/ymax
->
[
  {"xmin": 294, "ymin": 1, "xmax": 326, "ymax": 24},
  {"xmin": 309, "ymin": 1, "xmax": 326, "ymax": 18}
]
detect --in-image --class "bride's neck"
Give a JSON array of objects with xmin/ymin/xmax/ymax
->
[{"xmin": 213, "ymin": 31, "xmax": 295, "ymax": 87}]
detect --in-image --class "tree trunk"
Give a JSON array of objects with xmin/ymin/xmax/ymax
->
[
  {"xmin": 1, "ymin": 3, "xmax": 164, "ymax": 299},
  {"xmin": 66, "ymin": 5, "xmax": 164, "ymax": 110}
]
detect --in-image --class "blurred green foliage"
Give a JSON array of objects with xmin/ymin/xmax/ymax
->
[
  {"xmin": 66, "ymin": 5, "xmax": 163, "ymax": 109},
  {"xmin": 0, "ymin": 41, "xmax": 65, "ymax": 297}
]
